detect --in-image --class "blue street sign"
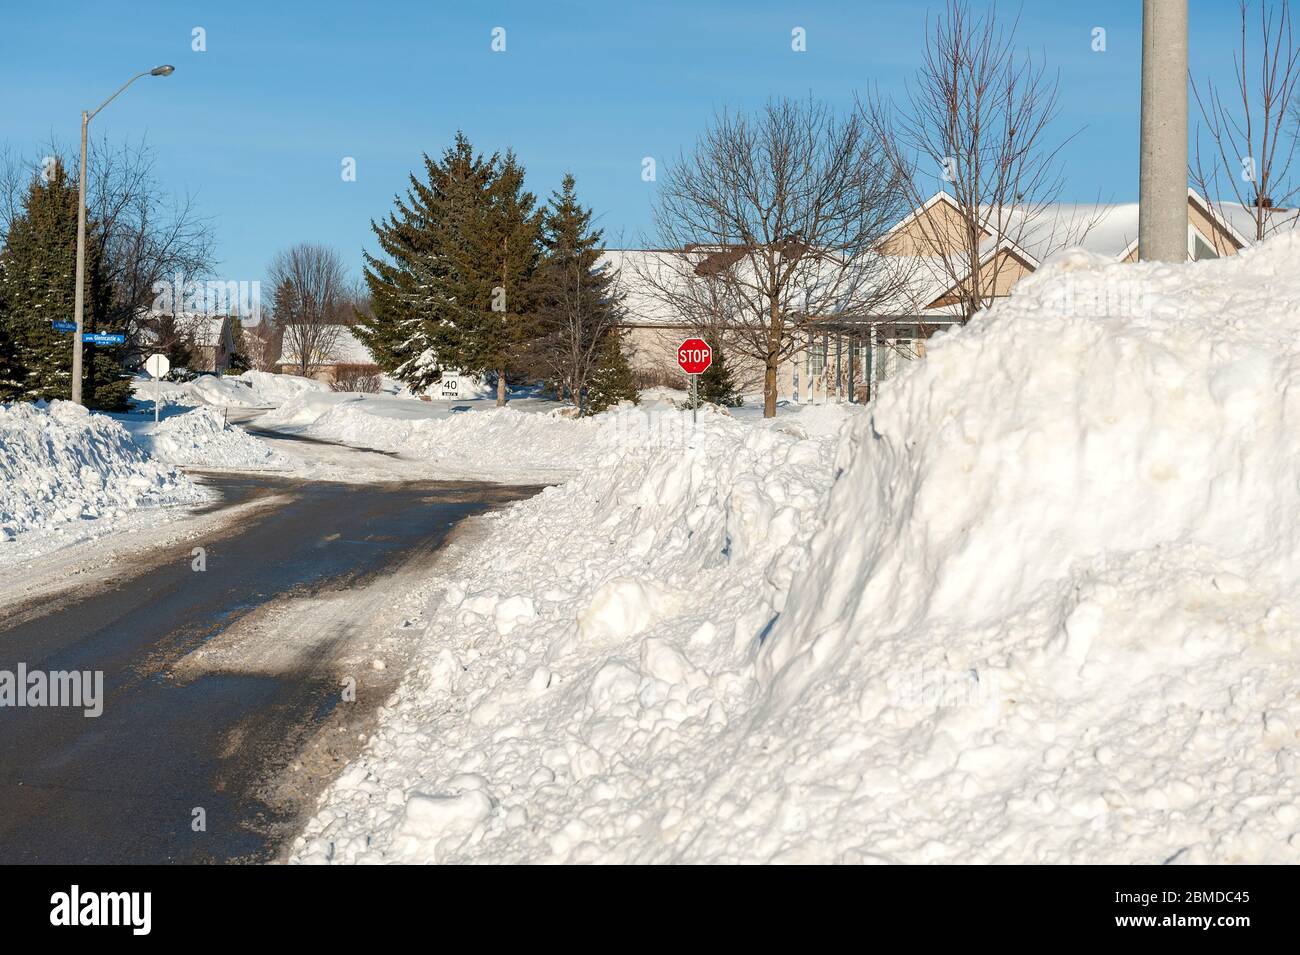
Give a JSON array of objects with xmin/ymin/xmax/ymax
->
[
  {"xmin": 51, "ymin": 321, "xmax": 77, "ymax": 333},
  {"xmin": 81, "ymin": 333, "xmax": 125, "ymax": 345}
]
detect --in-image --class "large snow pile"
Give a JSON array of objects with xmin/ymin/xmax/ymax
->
[
  {"xmin": 0, "ymin": 401, "xmax": 203, "ymax": 543},
  {"xmin": 188, "ymin": 370, "xmax": 328, "ymax": 408},
  {"xmin": 294, "ymin": 236, "xmax": 1300, "ymax": 864},
  {"xmin": 144, "ymin": 407, "xmax": 292, "ymax": 470},
  {"xmin": 263, "ymin": 394, "xmax": 684, "ymax": 476},
  {"xmin": 292, "ymin": 403, "xmax": 851, "ymax": 862}
]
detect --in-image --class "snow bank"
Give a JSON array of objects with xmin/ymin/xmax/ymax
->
[
  {"xmin": 264, "ymin": 395, "xmax": 639, "ymax": 474},
  {"xmin": 187, "ymin": 370, "xmax": 328, "ymax": 408},
  {"xmin": 295, "ymin": 235, "xmax": 1300, "ymax": 864},
  {"xmin": 292, "ymin": 403, "xmax": 851, "ymax": 863},
  {"xmin": 0, "ymin": 401, "xmax": 203, "ymax": 543},
  {"xmin": 145, "ymin": 407, "xmax": 292, "ymax": 470},
  {"xmin": 747, "ymin": 237, "xmax": 1300, "ymax": 863}
]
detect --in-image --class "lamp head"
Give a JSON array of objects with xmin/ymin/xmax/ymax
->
[{"xmin": 150, "ymin": 65, "xmax": 175, "ymax": 76}]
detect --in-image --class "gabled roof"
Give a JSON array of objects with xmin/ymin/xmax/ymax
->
[
  {"xmin": 276, "ymin": 326, "xmax": 375, "ymax": 366},
  {"xmin": 876, "ymin": 190, "xmax": 994, "ymax": 251},
  {"xmin": 922, "ymin": 237, "xmax": 1040, "ymax": 311}
]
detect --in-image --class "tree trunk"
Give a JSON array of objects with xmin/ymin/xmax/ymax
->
[
  {"xmin": 496, "ymin": 369, "xmax": 507, "ymax": 406},
  {"xmin": 763, "ymin": 355, "xmax": 778, "ymax": 418}
]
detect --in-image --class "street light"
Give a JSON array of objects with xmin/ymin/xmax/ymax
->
[
  {"xmin": 1138, "ymin": 0, "xmax": 1188, "ymax": 262},
  {"xmin": 71, "ymin": 65, "xmax": 175, "ymax": 406}
]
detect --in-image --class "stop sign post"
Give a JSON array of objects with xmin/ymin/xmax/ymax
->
[
  {"xmin": 145, "ymin": 352, "xmax": 170, "ymax": 426},
  {"xmin": 677, "ymin": 337, "xmax": 712, "ymax": 422}
]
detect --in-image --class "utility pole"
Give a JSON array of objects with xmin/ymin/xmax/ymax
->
[
  {"xmin": 71, "ymin": 65, "xmax": 174, "ymax": 406},
  {"xmin": 1139, "ymin": 0, "xmax": 1189, "ymax": 262}
]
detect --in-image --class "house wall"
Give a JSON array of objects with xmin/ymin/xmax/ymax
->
[
  {"xmin": 879, "ymin": 200, "xmax": 991, "ymax": 256},
  {"xmin": 620, "ymin": 324, "xmax": 767, "ymax": 393},
  {"xmin": 927, "ymin": 248, "xmax": 1035, "ymax": 308}
]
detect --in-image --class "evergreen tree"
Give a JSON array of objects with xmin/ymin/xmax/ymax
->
[
  {"xmin": 225, "ymin": 316, "xmax": 251, "ymax": 374},
  {"xmin": 0, "ymin": 160, "xmax": 127, "ymax": 408},
  {"xmin": 357, "ymin": 134, "xmax": 498, "ymax": 391},
  {"xmin": 448, "ymin": 150, "xmax": 543, "ymax": 405},
  {"xmin": 696, "ymin": 339, "xmax": 743, "ymax": 407},
  {"xmin": 534, "ymin": 173, "xmax": 623, "ymax": 412},
  {"xmin": 585, "ymin": 328, "xmax": 638, "ymax": 414}
]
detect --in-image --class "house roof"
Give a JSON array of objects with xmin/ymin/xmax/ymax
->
[
  {"xmin": 604, "ymin": 188, "xmax": 1300, "ymax": 326},
  {"xmin": 276, "ymin": 326, "xmax": 375, "ymax": 366},
  {"xmin": 140, "ymin": 312, "xmax": 233, "ymax": 348}
]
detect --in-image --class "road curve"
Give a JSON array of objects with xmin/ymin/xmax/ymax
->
[{"xmin": 0, "ymin": 473, "xmax": 539, "ymax": 863}]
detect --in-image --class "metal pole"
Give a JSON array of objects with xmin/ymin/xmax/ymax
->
[
  {"xmin": 1139, "ymin": 0, "xmax": 1189, "ymax": 262},
  {"xmin": 71, "ymin": 112, "xmax": 89, "ymax": 405},
  {"xmin": 691, "ymin": 374, "xmax": 697, "ymax": 424},
  {"xmin": 70, "ymin": 66, "xmax": 174, "ymax": 406}
]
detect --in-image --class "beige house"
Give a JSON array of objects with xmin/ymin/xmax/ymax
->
[
  {"xmin": 609, "ymin": 190, "xmax": 1294, "ymax": 404},
  {"xmin": 140, "ymin": 312, "xmax": 237, "ymax": 373},
  {"xmin": 274, "ymin": 325, "xmax": 377, "ymax": 381}
]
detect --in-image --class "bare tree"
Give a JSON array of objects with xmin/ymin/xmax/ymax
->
[
  {"xmin": 638, "ymin": 97, "xmax": 916, "ymax": 418},
  {"xmin": 1192, "ymin": 0, "xmax": 1300, "ymax": 247},
  {"xmin": 528, "ymin": 256, "xmax": 626, "ymax": 412},
  {"xmin": 866, "ymin": 0, "xmax": 1091, "ymax": 322},
  {"xmin": 268, "ymin": 243, "xmax": 347, "ymax": 377},
  {"xmin": 1, "ymin": 135, "xmax": 216, "ymax": 360},
  {"xmin": 240, "ymin": 320, "xmax": 282, "ymax": 373}
]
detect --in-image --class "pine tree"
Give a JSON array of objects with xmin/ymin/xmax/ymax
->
[
  {"xmin": 449, "ymin": 150, "xmax": 543, "ymax": 406},
  {"xmin": 534, "ymin": 173, "xmax": 622, "ymax": 412},
  {"xmin": 697, "ymin": 339, "xmax": 743, "ymax": 407},
  {"xmin": 357, "ymin": 134, "xmax": 498, "ymax": 391},
  {"xmin": 586, "ymin": 328, "xmax": 638, "ymax": 414},
  {"xmin": 225, "ymin": 316, "xmax": 251, "ymax": 374},
  {"xmin": 0, "ymin": 160, "xmax": 127, "ymax": 408}
]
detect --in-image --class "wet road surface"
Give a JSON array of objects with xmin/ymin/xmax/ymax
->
[{"xmin": 0, "ymin": 474, "xmax": 539, "ymax": 863}]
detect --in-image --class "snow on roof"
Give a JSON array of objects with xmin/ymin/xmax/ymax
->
[
  {"xmin": 603, "ymin": 248, "xmax": 948, "ymax": 325},
  {"xmin": 139, "ymin": 312, "xmax": 232, "ymax": 348},
  {"xmin": 276, "ymin": 326, "xmax": 375, "ymax": 366},
  {"xmin": 605, "ymin": 191, "xmax": 1300, "ymax": 326}
]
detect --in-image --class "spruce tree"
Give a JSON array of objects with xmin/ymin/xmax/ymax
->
[
  {"xmin": 535, "ymin": 173, "xmax": 622, "ymax": 412},
  {"xmin": 697, "ymin": 339, "xmax": 743, "ymax": 407},
  {"xmin": 450, "ymin": 151, "xmax": 543, "ymax": 405},
  {"xmin": 225, "ymin": 316, "xmax": 251, "ymax": 374},
  {"xmin": 0, "ymin": 160, "xmax": 127, "ymax": 408},
  {"xmin": 586, "ymin": 328, "xmax": 638, "ymax": 414},
  {"xmin": 357, "ymin": 134, "xmax": 498, "ymax": 391}
]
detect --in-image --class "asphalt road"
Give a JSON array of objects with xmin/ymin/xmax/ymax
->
[{"xmin": 0, "ymin": 473, "xmax": 538, "ymax": 863}]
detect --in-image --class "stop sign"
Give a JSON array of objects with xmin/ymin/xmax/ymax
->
[{"xmin": 677, "ymin": 337, "xmax": 713, "ymax": 375}]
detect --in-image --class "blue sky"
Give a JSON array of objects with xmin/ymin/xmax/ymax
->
[{"xmin": 0, "ymin": 1, "xmax": 1253, "ymax": 286}]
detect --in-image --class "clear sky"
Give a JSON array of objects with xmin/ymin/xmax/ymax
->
[{"xmin": 0, "ymin": 1, "xmax": 1255, "ymax": 287}]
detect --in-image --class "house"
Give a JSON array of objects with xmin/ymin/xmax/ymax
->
[
  {"xmin": 139, "ymin": 312, "xmax": 237, "ymax": 373},
  {"xmin": 608, "ymin": 190, "xmax": 1297, "ymax": 403},
  {"xmin": 274, "ymin": 325, "xmax": 377, "ymax": 381}
]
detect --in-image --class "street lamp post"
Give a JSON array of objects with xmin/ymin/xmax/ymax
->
[
  {"xmin": 71, "ymin": 64, "xmax": 174, "ymax": 406},
  {"xmin": 1138, "ymin": 0, "xmax": 1189, "ymax": 263}
]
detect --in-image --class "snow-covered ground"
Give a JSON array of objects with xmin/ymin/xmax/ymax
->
[
  {"xmin": 0, "ymin": 401, "xmax": 206, "ymax": 566},
  {"xmin": 291, "ymin": 235, "xmax": 1300, "ymax": 864}
]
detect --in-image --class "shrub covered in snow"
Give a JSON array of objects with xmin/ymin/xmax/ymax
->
[{"xmin": 0, "ymin": 401, "xmax": 202, "ymax": 543}]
